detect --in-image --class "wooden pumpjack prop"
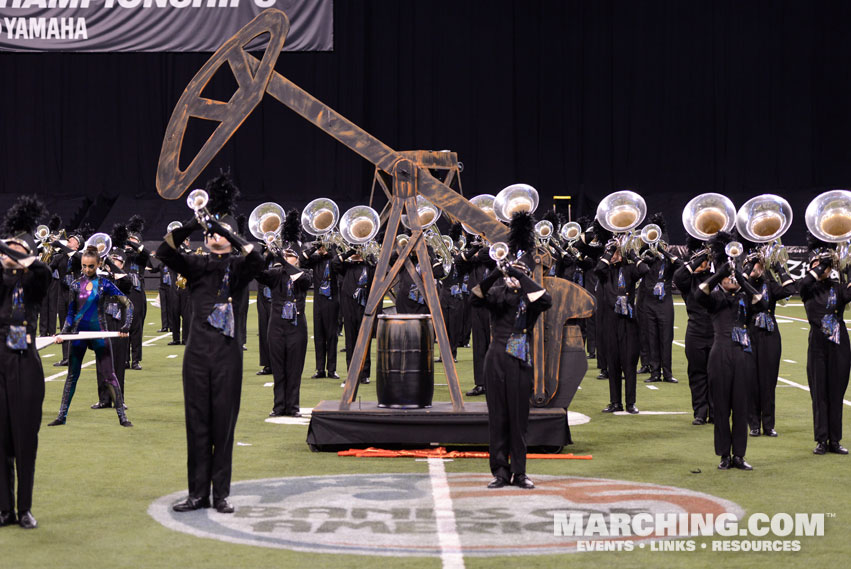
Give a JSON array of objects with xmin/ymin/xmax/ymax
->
[{"xmin": 155, "ymin": 9, "xmax": 594, "ymax": 412}]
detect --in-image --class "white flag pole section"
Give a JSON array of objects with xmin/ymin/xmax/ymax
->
[{"xmin": 35, "ymin": 332, "xmax": 123, "ymax": 351}]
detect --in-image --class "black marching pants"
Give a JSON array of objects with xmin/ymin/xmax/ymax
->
[
  {"xmin": 485, "ymin": 348, "xmax": 532, "ymax": 480},
  {"xmin": 0, "ymin": 345, "xmax": 44, "ymax": 514},
  {"xmin": 268, "ymin": 317, "xmax": 307, "ymax": 415},
  {"xmin": 749, "ymin": 326, "xmax": 781, "ymax": 432},
  {"xmin": 313, "ymin": 294, "xmax": 339, "ymax": 374},
  {"xmin": 708, "ymin": 343, "xmax": 752, "ymax": 458},
  {"xmin": 471, "ymin": 305, "xmax": 490, "ymax": 387},
  {"xmin": 685, "ymin": 329, "xmax": 714, "ymax": 421},
  {"xmin": 806, "ymin": 330, "xmax": 851, "ymax": 443}
]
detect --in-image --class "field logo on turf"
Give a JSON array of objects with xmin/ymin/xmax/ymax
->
[{"xmin": 148, "ymin": 473, "xmax": 745, "ymax": 556}]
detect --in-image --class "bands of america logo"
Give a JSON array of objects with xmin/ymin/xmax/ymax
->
[{"xmin": 148, "ymin": 473, "xmax": 744, "ymax": 557}]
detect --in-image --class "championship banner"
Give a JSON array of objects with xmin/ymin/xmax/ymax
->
[{"xmin": 0, "ymin": 0, "xmax": 332, "ymax": 52}]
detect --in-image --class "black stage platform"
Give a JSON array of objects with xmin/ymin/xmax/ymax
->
[{"xmin": 306, "ymin": 400, "xmax": 570, "ymax": 452}]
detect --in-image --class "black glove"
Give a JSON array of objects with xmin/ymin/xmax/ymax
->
[
  {"xmin": 626, "ymin": 249, "xmax": 640, "ymax": 264},
  {"xmin": 701, "ymin": 263, "xmax": 731, "ymax": 293},
  {"xmin": 687, "ymin": 250, "xmax": 708, "ymax": 272},
  {"xmin": 168, "ymin": 217, "xmax": 201, "ymax": 247},
  {"xmin": 810, "ymin": 257, "xmax": 831, "ymax": 277},
  {"xmin": 477, "ymin": 268, "xmax": 502, "ymax": 296},
  {"xmin": 340, "ymin": 248, "xmax": 356, "ymax": 260},
  {"xmin": 601, "ymin": 242, "xmax": 617, "ymax": 263},
  {"xmin": 303, "ymin": 245, "xmax": 318, "ymax": 259},
  {"xmin": 207, "ymin": 219, "xmax": 250, "ymax": 251}
]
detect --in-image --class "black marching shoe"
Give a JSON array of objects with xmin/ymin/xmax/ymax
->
[
  {"xmin": 731, "ymin": 456, "xmax": 753, "ymax": 470},
  {"xmin": 53, "ymin": 359, "xmax": 68, "ymax": 367},
  {"xmin": 718, "ymin": 455, "xmax": 731, "ymax": 470},
  {"xmin": 328, "ymin": 371, "xmax": 340, "ymax": 379},
  {"xmin": 764, "ymin": 428, "xmax": 778, "ymax": 437},
  {"xmin": 359, "ymin": 377, "xmax": 370, "ymax": 384},
  {"xmin": 167, "ymin": 340, "xmax": 181, "ymax": 346},
  {"xmin": 214, "ymin": 498, "xmax": 235, "ymax": 514},
  {"xmin": 91, "ymin": 401, "xmax": 111, "ymax": 409},
  {"xmin": 587, "ymin": 352, "xmax": 596, "ymax": 359},
  {"xmin": 692, "ymin": 417, "xmax": 706, "ymax": 425},
  {"xmin": 625, "ymin": 405, "xmax": 639, "ymax": 414},
  {"xmin": 256, "ymin": 367, "xmax": 272, "ymax": 375},
  {"xmin": 47, "ymin": 418, "xmax": 65, "ymax": 426},
  {"xmin": 662, "ymin": 376, "xmax": 678, "ymax": 383},
  {"xmin": 131, "ymin": 362, "xmax": 142, "ymax": 370},
  {"xmin": 644, "ymin": 375, "xmax": 661, "ymax": 383},
  {"xmin": 172, "ymin": 496, "xmax": 211, "ymax": 512},
  {"xmin": 157, "ymin": 327, "xmax": 169, "ymax": 333},
  {"xmin": 602, "ymin": 403, "xmax": 623, "ymax": 413},
  {"xmin": 749, "ymin": 428, "xmax": 761, "ymax": 437},
  {"xmin": 597, "ymin": 370, "xmax": 609, "ymax": 380},
  {"xmin": 120, "ymin": 420, "xmax": 133, "ymax": 427},
  {"xmin": 0, "ymin": 510, "xmax": 16, "ymax": 527},
  {"xmin": 466, "ymin": 385, "xmax": 486, "ymax": 396},
  {"xmin": 487, "ymin": 477, "xmax": 509, "ymax": 489},
  {"xmin": 828, "ymin": 441, "xmax": 849, "ymax": 455},
  {"xmin": 813, "ymin": 441, "xmax": 828, "ymax": 455},
  {"xmin": 18, "ymin": 511, "xmax": 37, "ymax": 529},
  {"xmin": 513, "ymin": 474, "xmax": 535, "ymax": 489},
  {"xmin": 637, "ymin": 365, "xmax": 651, "ymax": 374},
  {"xmin": 311, "ymin": 370, "xmax": 326, "ymax": 379}
]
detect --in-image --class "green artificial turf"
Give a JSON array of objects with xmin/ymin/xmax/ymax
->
[{"xmin": 1, "ymin": 294, "xmax": 848, "ymax": 568}]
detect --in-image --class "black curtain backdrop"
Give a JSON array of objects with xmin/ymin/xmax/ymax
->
[{"xmin": 3, "ymin": 0, "xmax": 851, "ymax": 243}]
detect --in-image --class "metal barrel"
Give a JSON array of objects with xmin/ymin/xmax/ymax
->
[{"xmin": 376, "ymin": 314, "xmax": 434, "ymax": 408}]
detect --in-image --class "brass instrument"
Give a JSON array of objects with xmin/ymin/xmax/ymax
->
[
  {"xmin": 489, "ymin": 241, "xmax": 511, "ymax": 273},
  {"xmin": 186, "ymin": 188, "xmax": 214, "ymax": 229},
  {"xmin": 249, "ymin": 202, "xmax": 286, "ymax": 253},
  {"xmin": 682, "ymin": 193, "xmax": 736, "ymax": 241},
  {"xmin": 34, "ymin": 224, "xmax": 53, "ymax": 263},
  {"xmin": 339, "ymin": 205, "xmax": 380, "ymax": 258},
  {"xmin": 534, "ymin": 220, "xmax": 554, "ymax": 245},
  {"xmin": 639, "ymin": 223, "xmax": 665, "ymax": 257},
  {"xmin": 302, "ymin": 197, "xmax": 347, "ymax": 251},
  {"xmin": 85, "ymin": 233, "xmax": 113, "ymax": 258},
  {"xmin": 461, "ymin": 194, "xmax": 496, "ymax": 237},
  {"xmin": 494, "ymin": 184, "xmax": 539, "ymax": 223},
  {"xmin": 559, "ymin": 221, "xmax": 581, "ymax": 244},
  {"xmin": 725, "ymin": 240, "xmax": 744, "ymax": 285},
  {"xmin": 804, "ymin": 189, "xmax": 851, "ymax": 272},
  {"xmin": 735, "ymin": 194, "xmax": 793, "ymax": 272},
  {"xmin": 401, "ymin": 195, "xmax": 453, "ymax": 275},
  {"xmin": 167, "ymin": 220, "xmax": 183, "ymax": 233},
  {"xmin": 595, "ymin": 190, "xmax": 647, "ymax": 259}
]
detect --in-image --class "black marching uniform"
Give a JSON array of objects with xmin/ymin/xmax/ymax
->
[
  {"xmin": 0, "ymin": 259, "xmax": 50, "ymax": 526},
  {"xmin": 697, "ymin": 265, "xmax": 764, "ymax": 468},
  {"xmin": 457, "ymin": 244, "xmax": 495, "ymax": 394},
  {"xmin": 332, "ymin": 251, "xmax": 375, "ymax": 383},
  {"xmin": 38, "ymin": 253, "xmax": 59, "ymax": 337},
  {"xmin": 255, "ymin": 272, "xmax": 273, "ymax": 373},
  {"xmin": 50, "ymin": 247, "xmax": 81, "ymax": 364},
  {"xmin": 746, "ymin": 262, "xmax": 795, "ymax": 435},
  {"xmin": 439, "ymin": 254, "xmax": 466, "ymax": 361},
  {"xmin": 94, "ymin": 262, "xmax": 133, "ymax": 407},
  {"xmin": 594, "ymin": 247, "xmax": 650, "ymax": 412},
  {"xmin": 301, "ymin": 245, "xmax": 340, "ymax": 377},
  {"xmin": 637, "ymin": 250, "xmax": 681, "ymax": 382},
  {"xmin": 125, "ymin": 245, "xmax": 151, "ymax": 368},
  {"xmin": 258, "ymin": 257, "xmax": 312, "ymax": 416},
  {"xmin": 157, "ymin": 225, "xmax": 263, "ymax": 509},
  {"xmin": 472, "ymin": 263, "xmax": 552, "ymax": 486},
  {"xmin": 169, "ymin": 245, "xmax": 193, "ymax": 345},
  {"xmin": 673, "ymin": 255, "xmax": 715, "ymax": 423},
  {"xmin": 800, "ymin": 262, "xmax": 851, "ymax": 453}
]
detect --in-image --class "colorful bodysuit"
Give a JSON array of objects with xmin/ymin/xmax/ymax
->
[{"xmin": 51, "ymin": 274, "xmax": 133, "ymax": 425}]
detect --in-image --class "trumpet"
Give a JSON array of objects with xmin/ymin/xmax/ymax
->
[
  {"xmin": 167, "ymin": 220, "xmax": 183, "ymax": 233},
  {"xmin": 85, "ymin": 233, "xmax": 113, "ymax": 258},
  {"xmin": 736, "ymin": 194, "xmax": 793, "ymax": 272},
  {"xmin": 725, "ymin": 240, "xmax": 744, "ymax": 285},
  {"xmin": 805, "ymin": 189, "xmax": 851, "ymax": 272},
  {"xmin": 489, "ymin": 241, "xmax": 512, "ymax": 273},
  {"xmin": 596, "ymin": 190, "xmax": 647, "ymax": 260},
  {"xmin": 186, "ymin": 188, "xmax": 214, "ymax": 229}
]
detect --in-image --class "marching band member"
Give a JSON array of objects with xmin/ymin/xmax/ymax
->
[
  {"xmin": 332, "ymin": 246, "xmax": 375, "ymax": 385},
  {"xmin": 48, "ymin": 243, "xmax": 134, "ymax": 428},
  {"xmin": 697, "ymin": 232, "xmax": 765, "ymax": 470},
  {"xmin": 800, "ymin": 237, "xmax": 850, "ymax": 456},
  {"xmin": 168, "ymin": 238, "xmax": 193, "ymax": 346},
  {"xmin": 438, "ymin": 223, "xmax": 466, "ymax": 362},
  {"xmin": 636, "ymin": 214, "xmax": 681, "ymax": 384},
  {"xmin": 673, "ymin": 238, "xmax": 716, "ymax": 425},
  {"xmin": 124, "ymin": 215, "xmax": 150, "ymax": 370},
  {"xmin": 259, "ymin": 248, "xmax": 312, "ymax": 417},
  {"xmin": 594, "ymin": 232, "xmax": 650, "ymax": 414},
  {"xmin": 0, "ymin": 196, "xmax": 52, "ymax": 529},
  {"xmin": 744, "ymin": 251, "xmax": 796, "ymax": 437},
  {"xmin": 49, "ymin": 228, "xmax": 84, "ymax": 367},
  {"xmin": 36, "ymin": 214, "xmax": 63, "ymax": 337},
  {"xmin": 91, "ymin": 224, "xmax": 133, "ymax": 410},
  {"xmin": 457, "ymin": 237, "xmax": 495, "ymax": 396},
  {"xmin": 157, "ymin": 172, "xmax": 263, "ymax": 514},
  {"xmin": 301, "ymin": 238, "xmax": 341, "ymax": 380},
  {"xmin": 472, "ymin": 211, "xmax": 551, "ymax": 489}
]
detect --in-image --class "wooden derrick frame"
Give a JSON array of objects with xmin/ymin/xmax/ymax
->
[{"xmin": 155, "ymin": 9, "xmax": 594, "ymax": 411}]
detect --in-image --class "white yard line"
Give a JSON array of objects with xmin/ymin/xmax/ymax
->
[
  {"xmin": 142, "ymin": 333, "xmax": 172, "ymax": 346},
  {"xmin": 427, "ymin": 458, "xmax": 465, "ymax": 569}
]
